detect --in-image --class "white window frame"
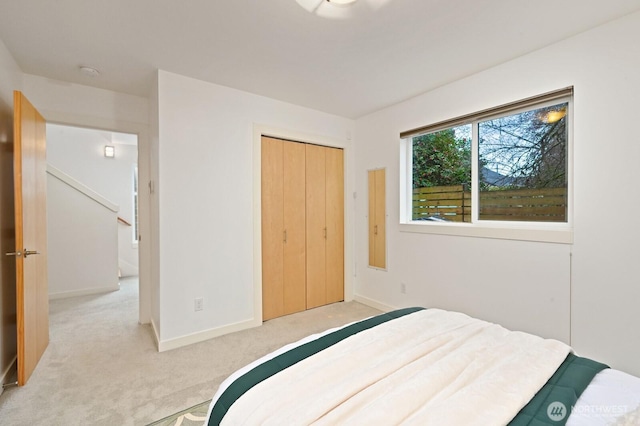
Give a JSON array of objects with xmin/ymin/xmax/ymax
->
[{"xmin": 400, "ymin": 90, "xmax": 573, "ymax": 244}]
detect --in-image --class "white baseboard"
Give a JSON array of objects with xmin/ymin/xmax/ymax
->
[
  {"xmin": 157, "ymin": 317, "xmax": 262, "ymax": 352},
  {"xmin": 118, "ymin": 258, "xmax": 139, "ymax": 277},
  {"xmin": 1, "ymin": 356, "xmax": 17, "ymax": 395},
  {"xmin": 49, "ymin": 284, "xmax": 120, "ymax": 300},
  {"xmin": 150, "ymin": 317, "xmax": 160, "ymax": 349},
  {"xmin": 154, "ymin": 296, "xmax": 395, "ymax": 352},
  {"xmin": 353, "ymin": 294, "xmax": 398, "ymax": 313}
]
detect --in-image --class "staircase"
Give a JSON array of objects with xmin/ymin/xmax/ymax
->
[{"xmin": 46, "ymin": 165, "xmax": 120, "ymax": 299}]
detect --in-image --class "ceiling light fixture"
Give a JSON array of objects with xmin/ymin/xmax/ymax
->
[
  {"xmin": 104, "ymin": 145, "xmax": 115, "ymax": 158},
  {"xmin": 326, "ymin": 0, "xmax": 358, "ymax": 5},
  {"xmin": 297, "ymin": 0, "xmax": 362, "ymax": 19},
  {"xmin": 79, "ymin": 66, "xmax": 100, "ymax": 78}
]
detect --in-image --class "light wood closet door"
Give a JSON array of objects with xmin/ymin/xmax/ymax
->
[
  {"xmin": 282, "ymin": 141, "xmax": 306, "ymax": 315},
  {"xmin": 262, "ymin": 137, "xmax": 307, "ymax": 320},
  {"xmin": 261, "ymin": 137, "xmax": 285, "ymax": 320},
  {"xmin": 306, "ymin": 144, "xmax": 344, "ymax": 309},
  {"xmin": 305, "ymin": 144, "xmax": 327, "ymax": 309},
  {"xmin": 325, "ymin": 147, "xmax": 344, "ymax": 304},
  {"xmin": 263, "ymin": 138, "xmax": 344, "ymax": 319}
]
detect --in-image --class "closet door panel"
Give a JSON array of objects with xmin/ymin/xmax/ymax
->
[
  {"xmin": 305, "ymin": 144, "xmax": 327, "ymax": 309},
  {"xmin": 261, "ymin": 137, "xmax": 284, "ymax": 320},
  {"xmin": 325, "ymin": 147, "xmax": 344, "ymax": 304},
  {"xmin": 282, "ymin": 141, "xmax": 307, "ymax": 315}
]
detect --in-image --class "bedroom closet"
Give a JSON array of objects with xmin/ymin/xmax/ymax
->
[{"xmin": 261, "ymin": 136, "xmax": 344, "ymax": 321}]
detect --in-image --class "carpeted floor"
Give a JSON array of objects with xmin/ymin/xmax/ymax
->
[
  {"xmin": 147, "ymin": 400, "xmax": 211, "ymax": 426},
  {"xmin": 0, "ymin": 277, "xmax": 380, "ymax": 425}
]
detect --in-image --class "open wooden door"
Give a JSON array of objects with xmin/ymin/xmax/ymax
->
[{"xmin": 10, "ymin": 91, "xmax": 48, "ymax": 386}]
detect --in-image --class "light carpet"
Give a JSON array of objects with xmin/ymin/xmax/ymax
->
[
  {"xmin": 0, "ymin": 277, "xmax": 380, "ymax": 425},
  {"xmin": 147, "ymin": 400, "xmax": 210, "ymax": 426}
]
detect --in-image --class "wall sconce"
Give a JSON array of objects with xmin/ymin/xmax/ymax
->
[{"xmin": 104, "ymin": 145, "xmax": 115, "ymax": 158}]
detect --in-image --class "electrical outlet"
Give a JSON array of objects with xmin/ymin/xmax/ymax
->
[
  {"xmin": 194, "ymin": 297, "xmax": 204, "ymax": 311},
  {"xmin": 400, "ymin": 283, "xmax": 406, "ymax": 294}
]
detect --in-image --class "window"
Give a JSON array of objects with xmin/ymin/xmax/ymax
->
[
  {"xmin": 478, "ymin": 103, "xmax": 568, "ymax": 222},
  {"xmin": 412, "ymin": 125, "xmax": 472, "ymax": 222},
  {"xmin": 401, "ymin": 88, "xmax": 572, "ymax": 243}
]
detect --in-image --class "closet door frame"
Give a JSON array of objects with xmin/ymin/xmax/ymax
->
[{"xmin": 252, "ymin": 125, "xmax": 351, "ymax": 324}]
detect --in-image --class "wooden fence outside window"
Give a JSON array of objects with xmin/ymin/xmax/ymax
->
[{"xmin": 412, "ymin": 185, "xmax": 567, "ymax": 222}]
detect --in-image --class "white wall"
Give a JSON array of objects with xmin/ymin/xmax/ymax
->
[
  {"xmin": 22, "ymin": 75, "xmax": 148, "ymax": 125},
  {"xmin": 0, "ymin": 37, "xmax": 22, "ymax": 391},
  {"xmin": 354, "ymin": 11, "xmax": 640, "ymax": 376},
  {"xmin": 46, "ymin": 124, "xmax": 139, "ymax": 277},
  {"xmin": 155, "ymin": 70, "xmax": 355, "ymax": 348},
  {"xmin": 0, "ymin": 38, "xmax": 22, "ymax": 114},
  {"xmin": 47, "ymin": 170, "xmax": 119, "ymax": 298}
]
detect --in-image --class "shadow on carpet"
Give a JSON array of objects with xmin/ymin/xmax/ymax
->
[{"xmin": 148, "ymin": 400, "xmax": 211, "ymax": 426}]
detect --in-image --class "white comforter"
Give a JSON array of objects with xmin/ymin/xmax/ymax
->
[{"xmin": 220, "ymin": 308, "xmax": 571, "ymax": 425}]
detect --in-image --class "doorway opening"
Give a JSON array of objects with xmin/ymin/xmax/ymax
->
[{"xmin": 46, "ymin": 123, "xmax": 140, "ymax": 303}]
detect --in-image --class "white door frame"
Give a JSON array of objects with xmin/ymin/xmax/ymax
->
[{"xmin": 252, "ymin": 124, "xmax": 354, "ymax": 325}]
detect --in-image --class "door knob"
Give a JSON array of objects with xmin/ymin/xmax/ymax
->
[
  {"xmin": 24, "ymin": 250, "xmax": 40, "ymax": 258},
  {"xmin": 5, "ymin": 250, "xmax": 23, "ymax": 257}
]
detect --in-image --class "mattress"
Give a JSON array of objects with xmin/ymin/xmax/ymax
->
[{"xmin": 206, "ymin": 308, "xmax": 640, "ymax": 425}]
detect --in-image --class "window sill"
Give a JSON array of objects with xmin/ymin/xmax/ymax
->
[{"xmin": 399, "ymin": 221, "xmax": 572, "ymax": 244}]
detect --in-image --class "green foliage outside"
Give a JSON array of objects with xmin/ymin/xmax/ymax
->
[
  {"xmin": 412, "ymin": 103, "xmax": 568, "ymax": 191},
  {"xmin": 412, "ymin": 128, "xmax": 471, "ymax": 189}
]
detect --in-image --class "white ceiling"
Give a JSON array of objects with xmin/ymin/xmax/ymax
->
[{"xmin": 1, "ymin": 0, "xmax": 639, "ymax": 118}]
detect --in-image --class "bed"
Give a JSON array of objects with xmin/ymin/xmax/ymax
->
[{"xmin": 205, "ymin": 307, "xmax": 640, "ymax": 425}]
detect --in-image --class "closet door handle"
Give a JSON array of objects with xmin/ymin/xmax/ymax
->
[
  {"xmin": 374, "ymin": 225, "xmax": 378, "ymax": 235},
  {"xmin": 283, "ymin": 230, "xmax": 287, "ymax": 243},
  {"xmin": 24, "ymin": 250, "xmax": 40, "ymax": 258},
  {"xmin": 323, "ymin": 227, "xmax": 327, "ymax": 239}
]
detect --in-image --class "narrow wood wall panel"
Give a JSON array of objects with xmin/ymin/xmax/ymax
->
[
  {"xmin": 325, "ymin": 147, "xmax": 344, "ymax": 304},
  {"xmin": 368, "ymin": 170, "xmax": 376, "ymax": 266},
  {"xmin": 368, "ymin": 168, "xmax": 386, "ymax": 269},
  {"xmin": 261, "ymin": 137, "xmax": 285, "ymax": 320},
  {"xmin": 305, "ymin": 144, "xmax": 327, "ymax": 309},
  {"xmin": 374, "ymin": 169, "xmax": 386, "ymax": 269},
  {"xmin": 282, "ymin": 142, "xmax": 306, "ymax": 315}
]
